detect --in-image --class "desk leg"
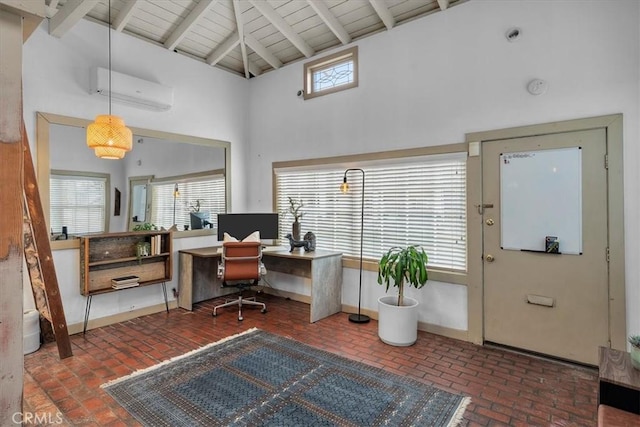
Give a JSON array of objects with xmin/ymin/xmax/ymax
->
[
  {"xmin": 83, "ymin": 295, "xmax": 92, "ymax": 334},
  {"xmin": 178, "ymin": 252, "xmax": 194, "ymax": 310},
  {"xmin": 310, "ymin": 255, "xmax": 343, "ymax": 323}
]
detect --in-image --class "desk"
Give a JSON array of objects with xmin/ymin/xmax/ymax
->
[
  {"xmin": 178, "ymin": 247, "xmax": 342, "ymax": 323},
  {"xmin": 598, "ymin": 346, "xmax": 640, "ymax": 414}
]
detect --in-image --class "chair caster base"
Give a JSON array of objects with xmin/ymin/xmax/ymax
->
[
  {"xmin": 238, "ymin": 316, "xmax": 243, "ymax": 321},
  {"xmin": 261, "ymin": 309, "xmax": 267, "ymax": 314}
]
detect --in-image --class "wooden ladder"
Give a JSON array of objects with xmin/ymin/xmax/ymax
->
[{"xmin": 22, "ymin": 122, "xmax": 72, "ymax": 359}]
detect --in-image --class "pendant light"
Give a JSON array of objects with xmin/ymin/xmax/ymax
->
[{"xmin": 86, "ymin": 0, "xmax": 132, "ymax": 159}]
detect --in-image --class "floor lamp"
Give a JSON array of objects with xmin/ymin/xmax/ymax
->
[
  {"xmin": 172, "ymin": 183, "xmax": 179, "ymax": 225},
  {"xmin": 341, "ymin": 168, "xmax": 370, "ymax": 324}
]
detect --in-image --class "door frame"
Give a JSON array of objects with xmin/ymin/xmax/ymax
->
[{"xmin": 465, "ymin": 114, "xmax": 626, "ymax": 351}]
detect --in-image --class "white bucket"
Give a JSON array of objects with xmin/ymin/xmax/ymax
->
[{"xmin": 23, "ymin": 309, "xmax": 41, "ymax": 355}]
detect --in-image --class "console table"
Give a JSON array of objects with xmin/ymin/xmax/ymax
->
[
  {"xmin": 598, "ymin": 346, "xmax": 640, "ymax": 414},
  {"xmin": 178, "ymin": 247, "xmax": 342, "ymax": 323}
]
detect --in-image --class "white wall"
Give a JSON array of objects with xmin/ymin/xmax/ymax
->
[
  {"xmin": 22, "ymin": 19, "xmax": 247, "ymax": 326},
  {"xmin": 247, "ymin": 0, "xmax": 640, "ymax": 334}
]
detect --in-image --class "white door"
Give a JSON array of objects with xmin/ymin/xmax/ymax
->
[{"xmin": 482, "ymin": 129, "xmax": 609, "ymax": 365}]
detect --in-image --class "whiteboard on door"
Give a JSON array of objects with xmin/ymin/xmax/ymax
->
[{"xmin": 500, "ymin": 147, "xmax": 582, "ymax": 255}]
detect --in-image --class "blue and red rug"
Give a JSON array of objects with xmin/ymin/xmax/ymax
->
[{"xmin": 102, "ymin": 328, "xmax": 469, "ymax": 426}]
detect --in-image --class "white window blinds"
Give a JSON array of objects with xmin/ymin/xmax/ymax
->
[
  {"xmin": 150, "ymin": 174, "xmax": 226, "ymax": 230},
  {"xmin": 50, "ymin": 173, "xmax": 107, "ymax": 235},
  {"xmin": 275, "ymin": 153, "xmax": 467, "ymax": 271}
]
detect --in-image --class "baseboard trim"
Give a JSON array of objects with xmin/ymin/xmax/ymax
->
[
  {"xmin": 341, "ymin": 303, "xmax": 469, "ymax": 342},
  {"xmin": 419, "ymin": 321, "xmax": 469, "ymax": 342},
  {"xmin": 68, "ymin": 301, "xmax": 178, "ymax": 335},
  {"xmin": 260, "ymin": 287, "xmax": 311, "ymax": 304}
]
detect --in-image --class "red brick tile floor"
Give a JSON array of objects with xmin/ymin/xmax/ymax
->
[{"xmin": 23, "ymin": 293, "xmax": 598, "ymax": 426}]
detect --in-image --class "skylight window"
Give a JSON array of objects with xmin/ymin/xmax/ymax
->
[{"xmin": 303, "ymin": 47, "xmax": 358, "ymax": 100}]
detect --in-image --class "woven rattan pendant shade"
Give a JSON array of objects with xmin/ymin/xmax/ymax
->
[
  {"xmin": 86, "ymin": 0, "xmax": 132, "ymax": 160},
  {"xmin": 87, "ymin": 115, "xmax": 132, "ymax": 159}
]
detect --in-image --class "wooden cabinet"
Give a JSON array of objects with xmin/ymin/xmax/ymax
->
[
  {"xmin": 598, "ymin": 346, "xmax": 640, "ymax": 414},
  {"xmin": 80, "ymin": 231, "xmax": 172, "ymax": 296}
]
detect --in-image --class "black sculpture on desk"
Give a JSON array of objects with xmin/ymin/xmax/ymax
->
[{"xmin": 285, "ymin": 232, "xmax": 315, "ymax": 252}]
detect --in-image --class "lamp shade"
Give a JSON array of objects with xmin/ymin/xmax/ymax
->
[
  {"xmin": 87, "ymin": 114, "xmax": 133, "ymax": 159},
  {"xmin": 93, "ymin": 146, "xmax": 126, "ymax": 159}
]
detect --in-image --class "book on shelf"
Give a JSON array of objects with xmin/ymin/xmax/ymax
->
[
  {"xmin": 111, "ymin": 282, "xmax": 140, "ymax": 290},
  {"xmin": 149, "ymin": 234, "xmax": 162, "ymax": 256},
  {"xmin": 112, "ymin": 275, "xmax": 140, "ymax": 285}
]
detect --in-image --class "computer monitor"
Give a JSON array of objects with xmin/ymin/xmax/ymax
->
[
  {"xmin": 190, "ymin": 212, "xmax": 212, "ymax": 230},
  {"xmin": 217, "ymin": 213, "xmax": 279, "ymax": 241}
]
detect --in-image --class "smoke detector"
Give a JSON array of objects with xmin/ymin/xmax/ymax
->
[{"xmin": 505, "ymin": 27, "xmax": 521, "ymax": 42}]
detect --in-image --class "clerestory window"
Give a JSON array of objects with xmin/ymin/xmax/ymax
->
[{"xmin": 303, "ymin": 46, "xmax": 358, "ymax": 100}]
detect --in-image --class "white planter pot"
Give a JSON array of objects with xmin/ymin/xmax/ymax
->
[
  {"xmin": 23, "ymin": 309, "xmax": 41, "ymax": 355},
  {"xmin": 378, "ymin": 295, "xmax": 419, "ymax": 346}
]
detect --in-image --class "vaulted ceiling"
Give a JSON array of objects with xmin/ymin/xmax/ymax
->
[{"xmin": 47, "ymin": 0, "xmax": 464, "ymax": 78}]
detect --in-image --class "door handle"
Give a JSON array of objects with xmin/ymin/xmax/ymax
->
[
  {"xmin": 476, "ymin": 204, "xmax": 494, "ymax": 215},
  {"xmin": 485, "ymin": 254, "xmax": 495, "ymax": 262}
]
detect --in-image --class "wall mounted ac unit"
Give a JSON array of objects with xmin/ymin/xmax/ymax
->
[{"xmin": 90, "ymin": 67, "xmax": 174, "ymax": 112}]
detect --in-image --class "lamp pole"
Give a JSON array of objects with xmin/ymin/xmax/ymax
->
[
  {"xmin": 341, "ymin": 168, "xmax": 370, "ymax": 324},
  {"xmin": 173, "ymin": 183, "xmax": 179, "ymax": 225}
]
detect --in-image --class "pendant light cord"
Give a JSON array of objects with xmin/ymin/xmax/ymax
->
[{"xmin": 108, "ymin": 0, "xmax": 112, "ymax": 116}]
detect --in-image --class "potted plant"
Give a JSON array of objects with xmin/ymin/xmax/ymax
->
[
  {"xmin": 286, "ymin": 196, "xmax": 304, "ymax": 240},
  {"xmin": 189, "ymin": 199, "xmax": 210, "ymax": 229},
  {"xmin": 376, "ymin": 245, "xmax": 429, "ymax": 346},
  {"xmin": 629, "ymin": 335, "xmax": 640, "ymax": 369}
]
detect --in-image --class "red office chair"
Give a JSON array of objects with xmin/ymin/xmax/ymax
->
[{"xmin": 213, "ymin": 241, "xmax": 267, "ymax": 320}]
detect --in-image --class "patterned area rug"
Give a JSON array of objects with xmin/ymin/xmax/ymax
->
[{"xmin": 102, "ymin": 328, "xmax": 469, "ymax": 426}]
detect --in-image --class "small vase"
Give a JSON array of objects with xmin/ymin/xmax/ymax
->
[
  {"xmin": 292, "ymin": 221, "xmax": 301, "ymax": 241},
  {"xmin": 631, "ymin": 346, "xmax": 640, "ymax": 370}
]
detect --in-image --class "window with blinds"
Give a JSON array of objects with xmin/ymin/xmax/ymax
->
[
  {"xmin": 50, "ymin": 172, "xmax": 108, "ymax": 236},
  {"xmin": 275, "ymin": 153, "xmax": 467, "ymax": 272},
  {"xmin": 150, "ymin": 174, "xmax": 226, "ymax": 230}
]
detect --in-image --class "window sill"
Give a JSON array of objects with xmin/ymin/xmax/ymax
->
[{"xmin": 341, "ymin": 256, "xmax": 467, "ymax": 286}]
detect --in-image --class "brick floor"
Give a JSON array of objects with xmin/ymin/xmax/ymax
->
[{"xmin": 23, "ymin": 293, "xmax": 598, "ymax": 426}]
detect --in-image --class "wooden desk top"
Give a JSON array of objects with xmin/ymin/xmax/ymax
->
[
  {"xmin": 179, "ymin": 246, "xmax": 342, "ymax": 260},
  {"xmin": 599, "ymin": 346, "xmax": 640, "ymax": 391}
]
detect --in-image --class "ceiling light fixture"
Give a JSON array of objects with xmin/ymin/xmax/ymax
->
[{"xmin": 86, "ymin": 0, "xmax": 132, "ymax": 159}]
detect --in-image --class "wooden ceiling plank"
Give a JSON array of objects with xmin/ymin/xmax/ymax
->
[
  {"xmin": 206, "ymin": 31, "xmax": 240, "ymax": 66},
  {"xmin": 232, "ymin": 0, "xmax": 250, "ymax": 78},
  {"xmin": 113, "ymin": 0, "xmax": 140, "ymax": 32},
  {"xmin": 244, "ymin": 32, "xmax": 282, "ymax": 69},
  {"xmin": 306, "ymin": 0, "xmax": 350, "ymax": 45},
  {"xmin": 248, "ymin": 59, "xmax": 262, "ymax": 77},
  {"xmin": 368, "ymin": 0, "xmax": 395, "ymax": 30},
  {"xmin": 437, "ymin": 0, "xmax": 449, "ymax": 11},
  {"xmin": 249, "ymin": 0, "xmax": 314, "ymax": 58},
  {"xmin": 49, "ymin": 0, "xmax": 99, "ymax": 38},
  {"xmin": 164, "ymin": 0, "xmax": 215, "ymax": 51}
]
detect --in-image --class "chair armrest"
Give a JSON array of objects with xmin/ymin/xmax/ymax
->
[{"xmin": 260, "ymin": 262, "xmax": 267, "ymax": 276}]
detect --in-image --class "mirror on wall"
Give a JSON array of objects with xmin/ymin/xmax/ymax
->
[{"xmin": 36, "ymin": 112, "xmax": 231, "ymax": 244}]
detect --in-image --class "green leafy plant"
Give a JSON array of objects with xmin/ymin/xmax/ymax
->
[
  {"xmin": 133, "ymin": 223, "xmax": 157, "ymax": 231},
  {"xmin": 287, "ymin": 197, "xmax": 304, "ymax": 222},
  {"xmin": 190, "ymin": 200, "xmax": 203, "ymax": 212},
  {"xmin": 629, "ymin": 335, "xmax": 640, "ymax": 349},
  {"xmin": 377, "ymin": 245, "xmax": 429, "ymax": 307}
]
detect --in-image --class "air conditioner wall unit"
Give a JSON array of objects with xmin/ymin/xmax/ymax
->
[{"xmin": 90, "ymin": 67, "xmax": 174, "ymax": 112}]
